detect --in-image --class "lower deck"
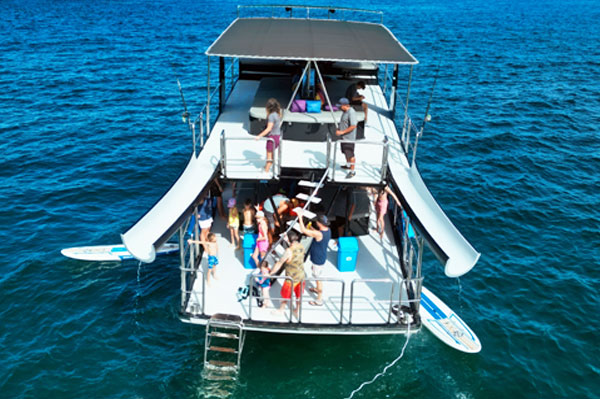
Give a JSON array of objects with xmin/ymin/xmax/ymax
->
[{"xmin": 182, "ymin": 183, "xmax": 421, "ymax": 334}]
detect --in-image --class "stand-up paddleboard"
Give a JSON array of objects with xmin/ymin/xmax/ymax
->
[
  {"xmin": 420, "ymin": 286, "xmax": 481, "ymax": 353},
  {"xmin": 61, "ymin": 243, "xmax": 179, "ymax": 262}
]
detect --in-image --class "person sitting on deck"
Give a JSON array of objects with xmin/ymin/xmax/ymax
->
[
  {"xmin": 254, "ymin": 98, "xmax": 282, "ymax": 174},
  {"xmin": 335, "ymin": 98, "xmax": 358, "ymax": 179},
  {"xmin": 268, "ymin": 231, "xmax": 306, "ymax": 318},
  {"xmin": 345, "ymin": 80, "xmax": 368, "ymax": 122},
  {"xmin": 296, "ymin": 210, "xmax": 331, "ymax": 307},
  {"xmin": 188, "ymin": 233, "xmax": 218, "ymax": 286}
]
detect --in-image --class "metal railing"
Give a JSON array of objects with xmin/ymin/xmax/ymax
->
[
  {"xmin": 188, "ymin": 58, "xmax": 238, "ymax": 157},
  {"xmin": 331, "ymin": 137, "xmax": 389, "ymax": 182},
  {"xmin": 349, "ymin": 278, "xmax": 395, "ymax": 324},
  {"xmin": 247, "ymin": 275, "xmax": 346, "ymax": 324},
  {"xmin": 220, "ymin": 133, "xmax": 280, "ymax": 179},
  {"xmin": 237, "ymin": 5, "xmax": 384, "ymax": 24}
]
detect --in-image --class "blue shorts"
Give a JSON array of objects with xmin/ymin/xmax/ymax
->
[
  {"xmin": 256, "ymin": 278, "xmax": 271, "ymax": 288},
  {"xmin": 208, "ymin": 255, "xmax": 219, "ymax": 269}
]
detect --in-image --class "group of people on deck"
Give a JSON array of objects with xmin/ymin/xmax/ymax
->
[
  {"xmin": 188, "ymin": 177, "xmax": 402, "ymax": 318},
  {"xmin": 255, "ymin": 80, "xmax": 369, "ymax": 180}
]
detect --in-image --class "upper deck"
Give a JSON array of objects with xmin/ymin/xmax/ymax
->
[{"xmin": 217, "ymin": 77, "xmax": 393, "ymax": 185}]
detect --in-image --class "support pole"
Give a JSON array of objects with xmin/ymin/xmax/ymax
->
[
  {"xmin": 390, "ymin": 64, "xmax": 399, "ymax": 117},
  {"xmin": 219, "ymin": 57, "xmax": 225, "ymax": 114},
  {"xmin": 313, "ymin": 61, "xmax": 338, "ymax": 129},
  {"xmin": 285, "ymin": 61, "xmax": 310, "ymax": 111},
  {"xmin": 401, "ymin": 65, "xmax": 414, "ymax": 151}
]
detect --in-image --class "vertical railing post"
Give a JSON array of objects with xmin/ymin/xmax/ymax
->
[
  {"xmin": 332, "ymin": 141, "xmax": 338, "ymax": 181},
  {"xmin": 219, "ymin": 57, "xmax": 225, "ymax": 114},
  {"xmin": 383, "ymin": 64, "xmax": 389, "ymax": 95},
  {"xmin": 179, "ymin": 225, "xmax": 186, "ymax": 310},
  {"xmin": 206, "ymin": 56, "xmax": 211, "ymax": 137},
  {"xmin": 390, "ymin": 64, "xmax": 399, "ymax": 116},
  {"xmin": 402, "ymin": 65, "xmax": 414, "ymax": 151},
  {"xmin": 220, "ymin": 130, "xmax": 227, "ymax": 178},
  {"xmin": 191, "ymin": 123, "xmax": 197, "ymax": 157},
  {"xmin": 339, "ymin": 281, "xmax": 345, "ymax": 324},
  {"xmin": 380, "ymin": 137, "xmax": 389, "ymax": 183}
]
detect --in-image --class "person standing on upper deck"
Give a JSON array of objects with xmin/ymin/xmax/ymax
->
[
  {"xmin": 255, "ymin": 98, "xmax": 282, "ymax": 174},
  {"xmin": 345, "ymin": 81, "xmax": 368, "ymax": 123},
  {"xmin": 336, "ymin": 97, "xmax": 358, "ymax": 179}
]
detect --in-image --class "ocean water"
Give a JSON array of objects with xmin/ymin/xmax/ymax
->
[{"xmin": 1, "ymin": 0, "xmax": 599, "ymax": 398}]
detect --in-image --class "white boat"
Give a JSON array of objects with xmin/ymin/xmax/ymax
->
[{"xmin": 119, "ymin": 5, "xmax": 481, "ymax": 376}]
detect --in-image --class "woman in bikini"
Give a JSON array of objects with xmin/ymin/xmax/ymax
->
[
  {"xmin": 252, "ymin": 211, "xmax": 269, "ymax": 268},
  {"xmin": 374, "ymin": 186, "xmax": 401, "ymax": 239}
]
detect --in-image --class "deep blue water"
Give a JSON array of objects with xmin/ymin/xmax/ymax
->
[{"xmin": 1, "ymin": 0, "xmax": 599, "ymax": 398}]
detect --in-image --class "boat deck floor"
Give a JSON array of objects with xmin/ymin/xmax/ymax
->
[{"xmin": 185, "ymin": 187, "xmax": 411, "ymax": 331}]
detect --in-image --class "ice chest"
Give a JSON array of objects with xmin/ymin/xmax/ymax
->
[
  {"xmin": 337, "ymin": 237, "xmax": 358, "ymax": 272},
  {"xmin": 243, "ymin": 234, "xmax": 258, "ymax": 269}
]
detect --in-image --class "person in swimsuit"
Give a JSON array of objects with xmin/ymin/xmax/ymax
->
[
  {"xmin": 375, "ymin": 186, "xmax": 401, "ymax": 239},
  {"xmin": 188, "ymin": 232, "xmax": 218, "ymax": 286},
  {"xmin": 227, "ymin": 198, "xmax": 240, "ymax": 249},
  {"xmin": 254, "ymin": 98, "xmax": 283, "ymax": 173},
  {"xmin": 252, "ymin": 211, "xmax": 269, "ymax": 268},
  {"xmin": 269, "ymin": 231, "xmax": 305, "ymax": 318},
  {"xmin": 242, "ymin": 199, "xmax": 256, "ymax": 235}
]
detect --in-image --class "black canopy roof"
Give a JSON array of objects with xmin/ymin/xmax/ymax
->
[{"xmin": 206, "ymin": 18, "xmax": 418, "ymax": 65}]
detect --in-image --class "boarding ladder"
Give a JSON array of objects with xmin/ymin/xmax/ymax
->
[{"xmin": 203, "ymin": 314, "xmax": 245, "ymax": 381}]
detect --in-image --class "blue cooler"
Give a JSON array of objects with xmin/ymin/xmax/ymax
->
[
  {"xmin": 243, "ymin": 234, "xmax": 258, "ymax": 269},
  {"xmin": 337, "ymin": 237, "xmax": 359, "ymax": 272}
]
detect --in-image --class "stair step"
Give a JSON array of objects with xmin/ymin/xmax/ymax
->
[
  {"xmin": 296, "ymin": 193, "xmax": 322, "ymax": 204},
  {"xmin": 210, "ymin": 332, "xmax": 239, "ymax": 340},
  {"xmin": 209, "ymin": 346, "xmax": 237, "ymax": 354},
  {"xmin": 286, "ymin": 221, "xmax": 303, "ymax": 234},
  {"xmin": 293, "ymin": 207, "xmax": 315, "ymax": 219},
  {"xmin": 203, "ymin": 374, "xmax": 236, "ymax": 381},
  {"xmin": 298, "ymin": 180, "xmax": 323, "ymax": 188},
  {"xmin": 210, "ymin": 313, "xmax": 242, "ymax": 323},
  {"xmin": 207, "ymin": 360, "xmax": 237, "ymax": 368}
]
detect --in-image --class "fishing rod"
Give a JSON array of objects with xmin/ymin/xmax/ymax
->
[
  {"xmin": 170, "ymin": 63, "xmax": 191, "ymax": 124},
  {"xmin": 412, "ymin": 63, "xmax": 440, "ymax": 165},
  {"xmin": 172, "ymin": 64, "xmax": 202, "ymax": 155}
]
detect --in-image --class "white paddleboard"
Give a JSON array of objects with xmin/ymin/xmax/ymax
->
[
  {"xmin": 420, "ymin": 286, "xmax": 481, "ymax": 353},
  {"xmin": 61, "ymin": 243, "xmax": 179, "ymax": 262}
]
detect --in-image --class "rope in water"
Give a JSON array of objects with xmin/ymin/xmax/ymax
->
[{"xmin": 343, "ymin": 324, "xmax": 412, "ymax": 399}]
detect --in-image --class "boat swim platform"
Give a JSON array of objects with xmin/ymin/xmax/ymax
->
[
  {"xmin": 121, "ymin": 78, "xmax": 479, "ymax": 277},
  {"xmin": 181, "ymin": 206, "xmax": 417, "ymax": 335}
]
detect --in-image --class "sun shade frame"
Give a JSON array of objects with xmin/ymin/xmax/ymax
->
[{"xmin": 206, "ymin": 18, "xmax": 418, "ymax": 65}]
